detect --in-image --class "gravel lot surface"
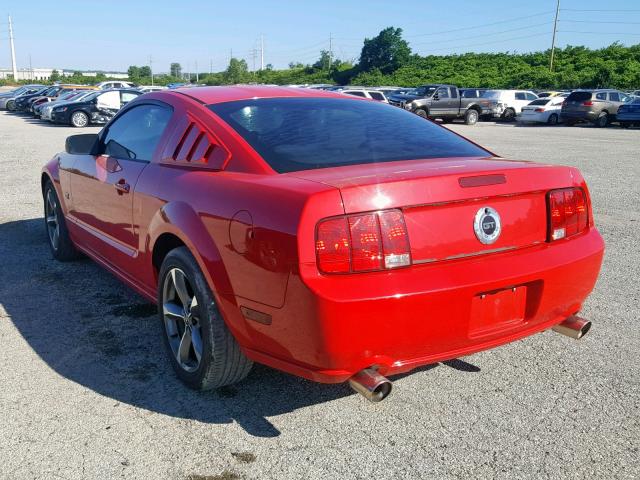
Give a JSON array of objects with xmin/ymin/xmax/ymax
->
[{"xmin": 0, "ymin": 106, "xmax": 638, "ymax": 480}]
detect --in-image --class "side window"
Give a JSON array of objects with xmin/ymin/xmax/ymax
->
[
  {"xmin": 525, "ymin": 92, "xmax": 537, "ymax": 100},
  {"xmin": 345, "ymin": 91, "xmax": 366, "ymax": 98},
  {"xmin": 609, "ymin": 92, "xmax": 620, "ymax": 102},
  {"xmin": 96, "ymin": 90, "xmax": 121, "ymax": 110},
  {"xmin": 515, "ymin": 92, "xmax": 526, "ymax": 101},
  {"xmin": 436, "ymin": 87, "xmax": 449, "ymax": 99},
  {"xmin": 450, "ymin": 88, "xmax": 458, "ymax": 98},
  {"xmin": 595, "ymin": 92, "xmax": 607, "ymax": 100},
  {"xmin": 121, "ymin": 91, "xmax": 140, "ymax": 105},
  {"xmin": 369, "ymin": 92, "xmax": 385, "ymax": 101},
  {"xmin": 102, "ymin": 104, "xmax": 173, "ymax": 162},
  {"xmin": 620, "ymin": 93, "xmax": 631, "ymax": 103}
]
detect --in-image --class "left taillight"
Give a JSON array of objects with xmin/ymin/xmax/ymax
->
[
  {"xmin": 547, "ymin": 187, "xmax": 589, "ymax": 241},
  {"xmin": 315, "ymin": 209, "xmax": 411, "ymax": 274}
]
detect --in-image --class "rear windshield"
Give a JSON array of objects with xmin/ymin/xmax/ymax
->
[
  {"xmin": 528, "ymin": 99, "xmax": 551, "ymax": 106},
  {"xmin": 208, "ymin": 98, "xmax": 490, "ymax": 173},
  {"xmin": 566, "ymin": 91, "xmax": 592, "ymax": 102}
]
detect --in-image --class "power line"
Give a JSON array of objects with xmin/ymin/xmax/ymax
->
[
  {"xmin": 560, "ymin": 8, "xmax": 640, "ymax": 13},
  {"xmin": 403, "ymin": 11, "xmax": 554, "ymax": 38},
  {"xmin": 409, "ymin": 21, "xmax": 554, "ymax": 47},
  {"xmin": 420, "ymin": 31, "xmax": 550, "ymax": 54},
  {"xmin": 559, "ymin": 20, "xmax": 640, "ymax": 25},
  {"xmin": 558, "ymin": 30, "xmax": 640, "ymax": 36}
]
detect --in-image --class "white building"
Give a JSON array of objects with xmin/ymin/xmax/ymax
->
[{"xmin": 0, "ymin": 68, "xmax": 129, "ymax": 81}]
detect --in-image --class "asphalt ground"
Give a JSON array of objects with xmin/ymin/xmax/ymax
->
[{"xmin": 0, "ymin": 104, "xmax": 638, "ymax": 480}]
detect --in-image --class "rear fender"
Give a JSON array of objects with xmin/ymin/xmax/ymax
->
[{"xmin": 147, "ymin": 201, "xmax": 251, "ymax": 340}]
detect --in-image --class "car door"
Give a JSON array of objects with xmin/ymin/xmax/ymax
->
[
  {"xmin": 68, "ymin": 103, "xmax": 173, "ymax": 273},
  {"xmin": 609, "ymin": 91, "xmax": 627, "ymax": 115},
  {"xmin": 432, "ymin": 87, "xmax": 450, "ymax": 116}
]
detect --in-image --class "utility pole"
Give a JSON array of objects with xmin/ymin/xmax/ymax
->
[
  {"xmin": 549, "ymin": 0, "xmax": 560, "ymax": 72},
  {"xmin": 260, "ymin": 34, "xmax": 264, "ymax": 70},
  {"xmin": 210, "ymin": 58, "xmax": 213, "ymax": 74},
  {"xmin": 9, "ymin": 16, "xmax": 18, "ymax": 80},
  {"xmin": 149, "ymin": 54, "xmax": 154, "ymax": 86},
  {"xmin": 250, "ymin": 48, "xmax": 257, "ymax": 72},
  {"xmin": 196, "ymin": 60, "xmax": 199, "ymax": 83},
  {"xmin": 329, "ymin": 32, "xmax": 333, "ymax": 72},
  {"xmin": 28, "ymin": 54, "xmax": 32, "ymax": 80}
]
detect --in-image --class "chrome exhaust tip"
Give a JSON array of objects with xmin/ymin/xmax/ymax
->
[
  {"xmin": 349, "ymin": 368, "xmax": 392, "ymax": 402},
  {"xmin": 552, "ymin": 315, "xmax": 592, "ymax": 340}
]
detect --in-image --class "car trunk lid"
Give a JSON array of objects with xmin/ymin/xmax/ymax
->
[{"xmin": 289, "ymin": 157, "xmax": 578, "ymax": 263}]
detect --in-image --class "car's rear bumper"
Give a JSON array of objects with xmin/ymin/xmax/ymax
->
[
  {"xmin": 241, "ymin": 228, "xmax": 604, "ymax": 383},
  {"xmin": 561, "ymin": 110, "xmax": 598, "ymax": 122}
]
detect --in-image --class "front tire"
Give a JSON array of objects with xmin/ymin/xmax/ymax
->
[
  {"xmin": 464, "ymin": 109, "xmax": 479, "ymax": 125},
  {"xmin": 6, "ymin": 100, "xmax": 16, "ymax": 111},
  {"xmin": 43, "ymin": 181, "xmax": 80, "ymax": 261},
  {"xmin": 158, "ymin": 247, "xmax": 253, "ymax": 390},
  {"xmin": 414, "ymin": 109, "xmax": 428, "ymax": 119},
  {"xmin": 70, "ymin": 111, "xmax": 89, "ymax": 128}
]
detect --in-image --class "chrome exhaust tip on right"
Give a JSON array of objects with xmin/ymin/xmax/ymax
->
[
  {"xmin": 349, "ymin": 368, "xmax": 392, "ymax": 402},
  {"xmin": 552, "ymin": 315, "xmax": 592, "ymax": 340}
]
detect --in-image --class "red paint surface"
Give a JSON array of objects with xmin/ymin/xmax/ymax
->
[{"xmin": 42, "ymin": 87, "xmax": 605, "ymax": 384}]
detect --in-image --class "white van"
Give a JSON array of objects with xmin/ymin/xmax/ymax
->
[{"xmin": 480, "ymin": 90, "xmax": 538, "ymax": 120}]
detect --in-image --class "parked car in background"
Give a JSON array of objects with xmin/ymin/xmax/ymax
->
[
  {"xmin": 630, "ymin": 90, "xmax": 640, "ymax": 97},
  {"xmin": 167, "ymin": 82, "xmax": 187, "ymax": 89},
  {"xmin": 0, "ymin": 85, "xmax": 46, "ymax": 110},
  {"xmin": 13, "ymin": 85, "xmax": 60, "ymax": 112},
  {"xmin": 388, "ymin": 84, "xmax": 487, "ymax": 125},
  {"xmin": 341, "ymin": 89, "xmax": 388, "ymax": 102},
  {"xmin": 138, "ymin": 86, "xmax": 168, "ymax": 93},
  {"xmin": 537, "ymin": 91, "xmax": 566, "ymax": 98},
  {"xmin": 42, "ymin": 86, "xmax": 603, "ymax": 401},
  {"xmin": 518, "ymin": 96, "xmax": 565, "ymax": 125},
  {"xmin": 371, "ymin": 86, "xmax": 404, "ymax": 97},
  {"xmin": 51, "ymin": 89, "xmax": 142, "ymax": 127},
  {"xmin": 96, "ymin": 81, "xmax": 137, "ymax": 90},
  {"xmin": 24, "ymin": 84, "xmax": 99, "ymax": 114},
  {"xmin": 40, "ymin": 91, "xmax": 98, "ymax": 121},
  {"xmin": 561, "ymin": 89, "xmax": 633, "ymax": 127},
  {"xmin": 479, "ymin": 90, "xmax": 539, "ymax": 121},
  {"xmin": 35, "ymin": 91, "xmax": 85, "ymax": 118},
  {"xmin": 616, "ymin": 97, "xmax": 640, "ymax": 128}
]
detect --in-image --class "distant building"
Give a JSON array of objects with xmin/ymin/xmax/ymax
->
[{"xmin": 0, "ymin": 68, "xmax": 129, "ymax": 81}]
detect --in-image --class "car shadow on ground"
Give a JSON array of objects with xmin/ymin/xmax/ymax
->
[{"xmin": 0, "ymin": 218, "xmax": 475, "ymax": 437}]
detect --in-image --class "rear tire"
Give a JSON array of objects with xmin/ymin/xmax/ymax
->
[
  {"xmin": 6, "ymin": 100, "xmax": 16, "ymax": 111},
  {"xmin": 547, "ymin": 113, "xmax": 559, "ymax": 125},
  {"xmin": 415, "ymin": 109, "xmax": 428, "ymax": 119},
  {"xmin": 43, "ymin": 181, "xmax": 81, "ymax": 261},
  {"xmin": 464, "ymin": 109, "xmax": 479, "ymax": 125},
  {"xmin": 158, "ymin": 247, "xmax": 253, "ymax": 390},
  {"xmin": 594, "ymin": 112, "xmax": 609, "ymax": 128}
]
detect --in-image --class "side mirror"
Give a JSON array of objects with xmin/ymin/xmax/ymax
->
[
  {"xmin": 433, "ymin": 94, "xmax": 439, "ymax": 101},
  {"xmin": 65, "ymin": 134, "xmax": 99, "ymax": 155}
]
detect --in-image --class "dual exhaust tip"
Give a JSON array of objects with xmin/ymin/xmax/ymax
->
[{"xmin": 349, "ymin": 315, "xmax": 591, "ymax": 403}]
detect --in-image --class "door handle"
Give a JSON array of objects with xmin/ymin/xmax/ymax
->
[{"xmin": 115, "ymin": 180, "xmax": 130, "ymax": 194}]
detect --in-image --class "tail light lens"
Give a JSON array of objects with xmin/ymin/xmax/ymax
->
[
  {"xmin": 547, "ymin": 188, "xmax": 589, "ymax": 241},
  {"xmin": 535, "ymin": 108, "xmax": 545, "ymax": 112},
  {"xmin": 582, "ymin": 100, "xmax": 594, "ymax": 106},
  {"xmin": 316, "ymin": 209, "xmax": 411, "ymax": 274}
]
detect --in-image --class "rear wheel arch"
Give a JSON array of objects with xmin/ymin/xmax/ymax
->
[{"xmin": 152, "ymin": 232, "xmax": 187, "ymax": 276}]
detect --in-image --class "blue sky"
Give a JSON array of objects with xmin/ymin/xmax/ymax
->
[{"xmin": 1, "ymin": 0, "xmax": 640, "ymax": 73}]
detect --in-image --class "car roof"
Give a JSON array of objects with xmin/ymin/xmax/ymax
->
[{"xmin": 167, "ymin": 85, "xmax": 350, "ymax": 104}]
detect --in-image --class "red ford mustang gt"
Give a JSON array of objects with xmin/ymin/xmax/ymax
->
[{"xmin": 41, "ymin": 86, "xmax": 604, "ymax": 401}]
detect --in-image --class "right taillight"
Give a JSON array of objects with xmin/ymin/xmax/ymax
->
[
  {"xmin": 547, "ymin": 187, "xmax": 589, "ymax": 241},
  {"xmin": 583, "ymin": 100, "xmax": 594, "ymax": 106},
  {"xmin": 316, "ymin": 209, "xmax": 411, "ymax": 274}
]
